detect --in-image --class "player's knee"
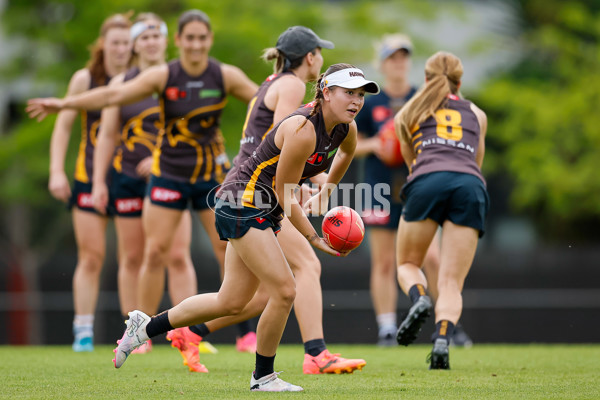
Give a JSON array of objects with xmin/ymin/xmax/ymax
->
[{"xmin": 77, "ymin": 248, "xmax": 104, "ymax": 272}]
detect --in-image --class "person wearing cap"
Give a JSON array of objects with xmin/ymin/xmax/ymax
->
[
  {"xmin": 353, "ymin": 33, "xmax": 436, "ymax": 347},
  {"xmin": 27, "ymin": 9, "xmax": 258, "ymax": 363},
  {"xmin": 181, "ymin": 26, "xmax": 366, "ymax": 376},
  {"xmin": 94, "ymin": 63, "xmax": 379, "ymax": 392},
  {"xmin": 90, "ymin": 12, "xmax": 198, "ymax": 357},
  {"xmin": 40, "ymin": 13, "xmax": 131, "ymax": 352},
  {"xmin": 393, "ymin": 51, "xmax": 488, "ymax": 369}
]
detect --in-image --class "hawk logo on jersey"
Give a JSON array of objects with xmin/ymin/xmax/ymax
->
[
  {"xmin": 165, "ymin": 87, "xmax": 188, "ymax": 101},
  {"xmin": 306, "ymin": 152, "xmax": 326, "ymax": 166}
]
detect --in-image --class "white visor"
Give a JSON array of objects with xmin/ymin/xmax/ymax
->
[
  {"xmin": 131, "ymin": 21, "xmax": 168, "ymax": 41},
  {"xmin": 321, "ymin": 68, "xmax": 380, "ymax": 94}
]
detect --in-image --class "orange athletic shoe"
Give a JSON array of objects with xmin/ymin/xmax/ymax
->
[
  {"xmin": 166, "ymin": 327, "xmax": 208, "ymax": 373},
  {"xmin": 236, "ymin": 332, "xmax": 257, "ymax": 353},
  {"xmin": 303, "ymin": 350, "xmax": 366, "ymax": 374},
  {"xmin": 131, "ymin": 339, "xmax": 153, "ymax": 354}
]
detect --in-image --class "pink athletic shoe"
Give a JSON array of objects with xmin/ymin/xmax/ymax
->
[{"xmin": 236, "ymin": 332, "xmax": 257, "ymax": 353}]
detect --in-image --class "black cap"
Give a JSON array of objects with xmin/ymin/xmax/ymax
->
[{"xmin": 276, "ymin": 26, "xmax": 334, "ymax": 61}]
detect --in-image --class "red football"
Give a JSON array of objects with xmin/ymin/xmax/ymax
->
[
  {"xmin": 377, "ymin": 118, "xmax": 404, "ymax": 167},
  {"xmin": 322, "ymin": 206, "xmax": 365, "ymax": 252}
]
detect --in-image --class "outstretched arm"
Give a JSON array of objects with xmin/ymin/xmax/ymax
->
[{"xmin": 27, "ymin": 65, "xmax": 168, "ymax": 121}]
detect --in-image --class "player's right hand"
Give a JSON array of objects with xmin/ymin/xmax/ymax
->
[
  {"xmin": 26, "ymin": 98, "xmax": 64, "ymax": 122},
  {"xmin": 91, "ymin": 182, "xmax": 109, "ymax": 215},
  {"xmin": 48, "ymin": 171, "xmax": 71, "ymax": 203},
  {"xmin": 308, "ymin": 236, "xmax": 350, "ymax": 257}
]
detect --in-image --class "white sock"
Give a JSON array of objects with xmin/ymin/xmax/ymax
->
[
  {"xmin": 73, "ymin": 314, "xmax": 94, "ymax": 337},
  {"xmin": 376, "ymin": 312, "xmax": 397, "ymax": 336}
]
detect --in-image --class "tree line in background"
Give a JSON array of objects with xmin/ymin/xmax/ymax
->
[{"xmin": 1, "ymin": 0, "xmax": 599, "ymax": 248}]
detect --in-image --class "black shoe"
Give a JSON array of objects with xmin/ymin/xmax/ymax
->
[
  {"xmin": 450, "ymin": 323, "xmax": 473, "ymax": 348},
  {"xmin": 396, "ymin": 296, "xmax": 433, "ymax": 346},
  {"xmin": 427, "ymin": 338, "xmax": 450, "ymax": 370}
]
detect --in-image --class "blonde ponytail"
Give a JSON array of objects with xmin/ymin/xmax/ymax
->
[{"xmin": 398, "ymin": 51, "xmax": 463, "ymax": 143}]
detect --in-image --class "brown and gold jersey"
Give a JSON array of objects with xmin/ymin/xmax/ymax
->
[
  {"xmin": 152, "ymin": 58, "xmax": 230, "ymax": 183},
  {"xmin": 232, "ymin": 72, "xmax": 294, "ymax": 167},
  {"xmin": 219, "ymin": 103, "xmax": 349, "ymax": 220},
  {"xmin": 408, "ymin": 95, "xmax": 485, "ymax": 184},
  {"xmin": 113, "ymin": 66, "xmax": 161, "ymax": 178},
  {"xmin": 74, "ymin": 74, "xmax": 109, "ymax": 183}
]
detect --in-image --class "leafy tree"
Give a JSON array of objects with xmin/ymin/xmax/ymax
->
[{"xmin": 475, "ymin": 0, "xmax": 600, "ymax": 240}]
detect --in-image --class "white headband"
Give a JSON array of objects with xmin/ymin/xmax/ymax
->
[
  {"xmin": 130, "ymin": 21, "xmax": 168, "ymax": 41},
  {"xmin": 321, "ymin": 68, "xmax": 380, "ymax": 94}
]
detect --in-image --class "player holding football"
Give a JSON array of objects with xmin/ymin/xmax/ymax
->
[
  {"xmin": 394, "ymin": 51, "xmax": 488, "ymax": 369},
  {"xmin": 175, "ymin": 26, "xmax": 367, "ymax": 376},
  {"xmin": 106, "ymin": 64, "xmax": 378, "ymax": 392}
]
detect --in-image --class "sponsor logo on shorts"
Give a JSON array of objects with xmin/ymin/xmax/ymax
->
[
  {"xmin": 77, "ymin": 193, "xmax": 94, "ymax": 208},
  {"xmin": 116, "ymin": 198, "xmax": 143, "ymax": 213},
  {"xmin": 151, "ymin": 187, "xmax": 182, "ymax": 202},
  {"xmin": 255, "ymin": 217, "xmax": 266, "ymax": 224}
]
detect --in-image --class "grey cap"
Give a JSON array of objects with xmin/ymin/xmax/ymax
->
[{"xmin": 276, "ymin": 26, "xmax": 334, "ymax": 61}]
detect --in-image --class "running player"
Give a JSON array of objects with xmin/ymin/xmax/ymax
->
[
  {"xmin": 46, "ymin": 13, "xmax": 131, "ymax": 352},
  {"xmin": 171, "ymin": 26, "xmax": 366, "ymax": 374},
  {"xmin": 91, "ymin": 12, "xmax": 197, "ymax": 356},
  {"xmin": 105, "ymin": 64, "xmax": 379, "ymax": 392},
  {"xmin": 393, "ymin": 51, "xmax": 488, "ymax": 369}
]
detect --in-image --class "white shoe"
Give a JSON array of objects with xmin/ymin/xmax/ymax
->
[
  {"xmin": 112, "ymin": 310, "xmax": 150, "ymax": 368},
  {"xmin": 250, "ymin": 372, "xmax": 303, "ymax": 392}
]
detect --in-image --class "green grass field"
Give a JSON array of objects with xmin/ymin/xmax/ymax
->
[{"xmin": 2, "ymin": 344, "xmax": 599, "ymax": 399}]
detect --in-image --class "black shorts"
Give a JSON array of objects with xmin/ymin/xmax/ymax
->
[
  {"xmin": 109, "ymin": 170, "xmax": 146, "ymax": 218},
  {"xmin": 402, "ymin": 171, "xmax": 489, "ymax": 237},
  {"xmin": 214, "ymin": 199, "xmax": 282, "ymax": 241},
  {"xmin": 147, "ymin": 175, "xmax": 220, "ymax": 211},
  {"xmin": 68, "ymin": 180, "xmax": 111, "ymax": 216}
]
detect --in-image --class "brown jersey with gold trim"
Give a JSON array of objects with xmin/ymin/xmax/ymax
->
[
  {"xmin": 408, "ymin": 95, "xmax": 485, "ymax": 184},
  {"xmin": 152, "ymin": 58, "xmax": 230, "ymax": 183},
  {"xmin": 74, "ymin": 74, "xmax": 109, "ymax": 183},
  {"xmin": 219, "ymin": 104, "xmax": 349, "ymax": 221},
  {"xmin": 113, "ymin": 67, "xmax": 161, "ymax": 179}
]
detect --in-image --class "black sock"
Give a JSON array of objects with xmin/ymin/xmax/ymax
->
[
  {"xmin": 190, "ymin": 323, "xmax": 210, "ymax": 338},
  {"xmin": 304, "ymin": 338, "xmax": 327, "ymax": 357},
  {"xmin": 431, "ymin": 320, "xmax": 455, "ymax": 344},
  {"xmin": 237, "ymin": 320, "xmax": 253, "ymax": 337},
  {"xmin": 254, "ymin": 352, "xmax": 275, "ymax": 380},
  {"xmin": 145, "ymin": 310, "xmax": 173, "ymax": 338},
  {"xmin": 408, "ymin": 284, "xmax": 427, "ymax": 304}
]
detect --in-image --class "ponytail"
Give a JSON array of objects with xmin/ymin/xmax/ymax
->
[{"xmin": 398, "ymin": 51, "xmax": 463, "ymax": 144}]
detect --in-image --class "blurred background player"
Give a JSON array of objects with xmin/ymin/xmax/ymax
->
[
  {"xmin": 27, "ymin": 9, "xmax": 258, "ymax": 363},
  {"xmin": 394, "ymin": 51, "xmax": 488, "ymax": 368},
  {"xmin": 176, "ymin": 26, "xmax": 366, "ymax": 374},
  {"xmin": 91, "ymin": 12, "xmax": 197, "ymax": 354},
  {"xmin": 46, "ymin": 13, "xmax": 132, "ymax": 352}
]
